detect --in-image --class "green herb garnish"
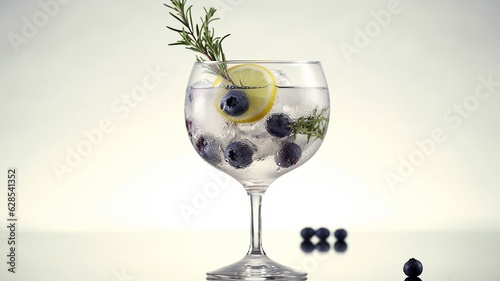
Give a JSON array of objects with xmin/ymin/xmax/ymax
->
[
  {"xmin": 290, "ymin": 107, "xmax": 329, "ymax": 142},
  {"xmin": 165, "ymin": 0, "xmax": 234, "ymax": 84}
]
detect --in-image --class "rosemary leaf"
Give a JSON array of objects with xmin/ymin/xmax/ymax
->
[
  {"xmin": 290, "ymin": 107, "xmax": 329, "ymax": 142},
  {"xmin": 165, "ymin": 0, "xmax": 234, "ymax": 84}
]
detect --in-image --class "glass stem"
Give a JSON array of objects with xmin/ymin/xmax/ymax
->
[{"xmin": 247, "ymin": 191, "xmax": 266, "ymax": 256}]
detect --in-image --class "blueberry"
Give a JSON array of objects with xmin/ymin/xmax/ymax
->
[
  {"xmin": 195, "ymin": 135, "xmax": 221, "ymax": 165},
  {"xmin": 334, "ymin": 228, "xmax": 348, "ymax": 241},
  {"xmin": 315, "ymin": 227, "xmax": 330, "ymax": 240},
  {"xmin": 224, "ymin": 141, "xmax": 253, "ymax": 169},
  {"xmin": 300, "ymin": 227, "xmax": 315, "ymax": 240},
  {"xmin": 219, "ymin": 90, "xmax": 249, "ymax": 116},
  {"xmin": 316, "ymin": 240, "xmax": 331, "ymax": 252},
  {"xmin": 266, "ymin": 113, "xmax": 293, "ymax": 138},
  {"xmin": 333, "ymin": 240, "xmax": 348, "ymax": 253},
  {"xmin": 185, "ymin": 119, "xmax": 193, "ymax": 137},
  {"xmin": 404, "ymin": 277, "xmax": 422, "ymax": 281},
  {"xmin": 275, "ymin": 142, "xmax": 302, "ymax": 168},
  {"xmin": 403, "ymin": 258, "xmax": 423, "ymax": 277},
  {"xmin": 300, "ymin": 240, "xmax": 315, "ymax": 253}
]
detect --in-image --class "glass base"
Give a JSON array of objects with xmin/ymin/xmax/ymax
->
[{"xmin": 206, "ymin": 254, "xmax": 307, "ymax": 280}]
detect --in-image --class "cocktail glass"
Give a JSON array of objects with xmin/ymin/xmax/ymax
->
[{"xmin": 184, "ymin": 60, "xmax": 330, "ymax": 280}]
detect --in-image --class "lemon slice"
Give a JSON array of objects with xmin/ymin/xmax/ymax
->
[{"xmin": 214, "ymin": 64, "xmax": 277, "ymax": 123}]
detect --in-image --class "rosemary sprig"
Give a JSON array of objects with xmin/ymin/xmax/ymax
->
[
  {"xmin": 165, "ymin": 0, "xmax": 234, "ymax": 84},
  {"xmin": 290, "ymin": 107, "xmax": 329, "ymax": 142}
]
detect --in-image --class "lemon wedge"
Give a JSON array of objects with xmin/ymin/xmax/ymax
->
[{"xmin": 214, "ymin": 64, "xmax": 277, "ymax": 123}]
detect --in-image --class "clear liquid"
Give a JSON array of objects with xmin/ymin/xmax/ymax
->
[{"xmin": 185, "ymin": 86, "xmax": 330, "ymax": 188}]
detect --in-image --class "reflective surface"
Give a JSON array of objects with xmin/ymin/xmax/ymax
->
[{"xmin": 2, "ymin": 230, "xmax": 498, "ymax": 280}]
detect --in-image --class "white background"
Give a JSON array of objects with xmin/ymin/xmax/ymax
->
[{"xmin": 0, "ymin": 0, "xmax": 499, "ymax": 233}]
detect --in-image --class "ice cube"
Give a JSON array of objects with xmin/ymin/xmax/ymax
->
[
  {"xmin": 189, "ymin": 79, "xmax": 213, "ymax": 88},
  {"xmin": 270, "ymin": 70, "xmax": 291, "ymax": 86}
]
